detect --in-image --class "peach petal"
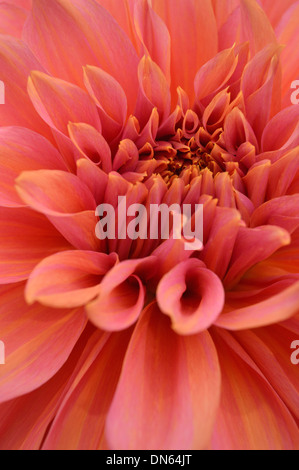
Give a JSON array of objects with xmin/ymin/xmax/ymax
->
[
  {"xmin": 262, "ymin": 105, "xmax": 299, "ymax": 152},
  {"xmin": 0, "ymin": 35, "xmax": 51, "ymax": 139},
  {"xmin": 83, "ymin": 65, "xmax": 127, "ymax": 142},
  {"xmin": 86, "ymin": 257, "xmax": 156, "ymax": 331},
  {"xmin": 234, "ymin": 325, "xmax": 299, "ymax": 420},
  {"xmin": 0, "ymin": 328, "xmax": 91, "ymax": 450},
  {"xmin": 0, "ymin": 207, "xmax": 71, "ymax": 284},
  {"xmin": 24, "ymin": 0, "xmax": 139, "ymax": 109},
  {"xmin": 28, "ymin": 71, "xmax": 102, "ymax": 136},
  {"xmin": 224, "ymin": 225, "xmax": 291, "ymax": 288},
  {"xmin": 42, "ymin": 329, "xmax": 132, "ymax": 450},
  {"xmin": 0, "ymin": 283, "xmax": 86, "ymax": 403},
  {"xmin": 211, "ymin": 328, "xmax": 299, "ymax": 450},
  {"xmin": 201, "ymin": 207, "xmax": 242, "ymax": 279},
  {"xmin": 251, "ymin": 195, "xmax": 299, "ymax": 234},
  {"xmin": 157, "ymin": 259, "xmax": 225, "ymax": 334},
  {"xmin": 0, "ymin": 3, "xmax": 28, "ymax": 38},
  {"xmin": 152, "ymin": 0, "xmax": 218, "ymax": 101},
  {"xmin": 16, "ymin": 169, "xmax": 96, "ymax": 215},
  {"xmin": 0, "ymin": 126, "xmax": 67, "ymax": 207},
  {"xmin": 216, "ymin": 280, "xmax": 299, "ymax": 330},
  {"xmin": 134, "ymin": 0, "xmax": 171, "ymax": 83},
  {"xmin": 135, "ymin": 56, "xmax": 171, "ymax": 127},
  {"xmin": 194, "ymin": 46, "xmax": 238, "ymax": 102},
  {"xmin": 68, "ymin": 122, "xmax": 112, "ymax": 172},
  {"xmin": 106, "ymin": 302, "xmax": 221, "ymax": 450},
  {"xmin": 26, "ymin": 251, "xmax": 117, "ymax": 308},
  {"xmin": 240, "ymin": 0, "xmax": 277, "ymax": 54}
]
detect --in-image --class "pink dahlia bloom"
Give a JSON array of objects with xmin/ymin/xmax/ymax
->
[{"xmin": 0, "ymin": 0, "xmax": 299, "ymax": 450}]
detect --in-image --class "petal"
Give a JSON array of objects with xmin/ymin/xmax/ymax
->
[
  {"xmin": 42, "ymin": 329, "xmax": 132, "ymax": 450},
  {"xmin": 157, "ymin": 259, "xmax": 225, "ymax": 335},
  {"xmin": 211, "ymin": 328, "xmax": 299, "ymax": 450},
  {"xmin": 0, "ymin": 207, "xmax": 71, "ymax": 284},
  {"xmin": 0, "ymin": 35, "xmax": 51, "ymax": 138},
  {"xmin": 224, "ymin": 225, "xmax": 291, "ymax": 288},
  {"xmin": 151, "ymin": 0, "xmax": 218, "ymax": 101},
  {"xmin": 16, "ymin": 170, "xmax": 100, "ymax": 250},
  {"xmin": 28, "ymin": 71, "xmax": 102, "ymax": 136},
  {"xmin": 23, "ymin": 0, "xmax": 139, "ymax": 111},
  {"xmin": 26, "ymin": 251, "xmax": 117, "ymax": 308},
  {"xmin": 240, "ymin": 0, "xmax": 277, "ymax": 54},
  {"xmin": 0, "ymin": 283, "xmax": 86, "ymax": 403},
  {"xmin": 216, "ymin": 280, "xmax": 299, "ymax": 330},
  {"xmin": 135, "ymin": 56, "xmax": 171, "ymax": 127},
  {"xmin": 133, "ymin": 0, "xmax": 171, "ymax": 82},
  {"xmin": 194, "ymin": 46, "xmax": 238, "ymax": 102},
  {"xmin": 106, "ymin": 302, "xmax": 221, "ymax": 450},
  {"xmin": 0, "ymin": 126, "xmax": 67, "ymax": 207},
  {"xmin": 68, "ymin": 122, "xmax": 112, "ymax": 172},
  {"xmin": 86, "ymin": 257, "xmax": 156, "ymax": 331},
  {"xmin": 0, "ymin": 327, "xmax": 91, "ymax": 450},
  {"xmin": 262, "ymin": 105, "xmax": 299, "ymax": 152},
  {"xmin": 0, "ymin": 3, "xmax": 28, "ymax": 38},
  {"xmin": 234, "ymin": 325, "xmax": 299, "ymax": 420}
]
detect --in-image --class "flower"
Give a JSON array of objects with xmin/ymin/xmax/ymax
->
[{"xmin": 0, "ymin": 0, "xmax": 299, "ymax": 450}]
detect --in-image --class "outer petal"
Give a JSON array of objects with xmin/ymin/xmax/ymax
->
[
  {"xmin": 211, "ymin": 328, "xmax": 299, "ymax": 450},
  {"xmin": 16, "ymin": 170, "xmax": 99, "ymax": 250},
  {"xmin": 0, "ymin": 207, "xmax": 71, "ymax": 284},
  {"xmin": 0, "ymin": 3, "xmax": 28, "ymax": 38},
  {"xmin": 0, "ymin": 127, "xmax": 67, "ymax": 207},
  {"xmin": 106, "ymin": 302, "xmax": 221, "ymax": 450},
  {"xmin": 42, "ymin": 329, "xmax": 132, "ymax": 450},
  {"xmin": 234, "ymin": 325, "xmax": 299, "ymax": 421},
  {"xmin": 0, "ymin": 327, "xmax": 91, "ymax": 450},
  {"xmin": 0, "ymin": 283, "xmax": 86, "ymax": 403},
  {"xmin": 25, "ymin": 251, "xmax": 118, "ymax": 308},
  {"xmin": 0, "ymin": 35, "xmax": 51, "ymax": 138},
  {"xmin": 23, "ymin": 0, "xmax": 139, "ymax": 111}
]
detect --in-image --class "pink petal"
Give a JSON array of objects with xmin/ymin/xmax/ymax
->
[
  {"xmin": 86, "ymin": 257, "xmax": 156, "ymax": 331},
  {"xmin": 0, "ymin": 207, "xmax": 71, "ymax": 284},
  {"xmin": 0, "ymin": 326, "xmax": 92, "ymax": 450},
  {"xmin": 216, "ymin": 281, "xmax": 299, "ymax": 330},
  {"xmin": 106, "ymin": 302, "xmax": 221, "ymax": 450},
  {"xmin": 68, "ymin": 122, "xmax": 112, "ymax": 172},
  {"xmin": 194, "ymin": 46, "xmax": 238, "ymax": 102},
  {"xmin": 23, "ymin": 0, "xmax": 139, "ymax": 110},
  {"xmin": 42, "ymin": 329, "xmax": 132, "ymax": 450},
  {"xmin": 0, "ymin": 126, "xmax": 67, "ymax": 207},
  {"xmin": 0, "ymin": 35, "xmax": 51, "ymax": 139},
  {"xmin": 224, "ymin": 225, "xmax": 291, "ymax": 288},
  {"xmin": 133, "ymin": 0, "xmax": 171, "ymax": 83},
  {"xmin": 26, "ymin": 251, "xmax": 117, "ymax": 308},
  {"xmin": 157, "ymin": 259, "xmax": 225, "ymax": 334},
  {"xmin": 135, "ymin": 56, "xmax": 171, "ymax": 127},
  {"xmin": 0, "ymin": 283, "xmax": 86, "ymax": 403},
  {"xmin": 152, "ymin": 0, "xmax": 218, "ymax": 101},
  {"xmin": 211, "ymin": 328, "xmax": 299, "ymax": 449},
  {"xmin": 0, "ymin": 3, "xmax": 28, "ymax": 38}
]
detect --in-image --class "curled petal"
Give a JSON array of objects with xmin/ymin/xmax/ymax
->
[
  {"xmin": 86, "ymin": 257, "xmax": 157, "ymax": 331},
  {"xmin": 26, "ymin": 251, "xmax": 117, "ymax": 308}
]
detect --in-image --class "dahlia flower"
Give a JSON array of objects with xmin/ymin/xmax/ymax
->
[{"xmin": 0, "ymin": 0, "xmax": 299, "ymax": 450}]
